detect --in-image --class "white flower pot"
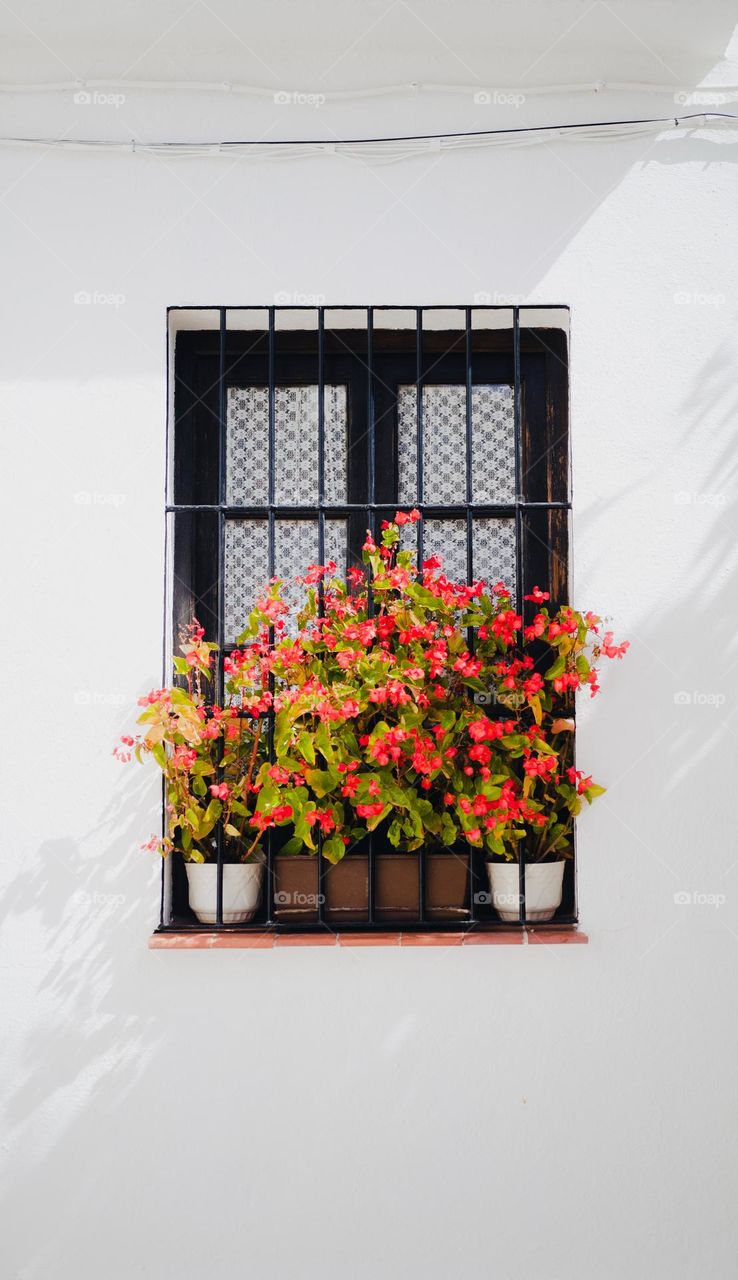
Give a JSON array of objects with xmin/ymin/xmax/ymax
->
[
  {"xmin": 185, "ymin": 862, "xmax": 264, "ymax": 924},
  {"xmin": 486, "ymin": 860, "xmax": 566, "ymax": 923}
]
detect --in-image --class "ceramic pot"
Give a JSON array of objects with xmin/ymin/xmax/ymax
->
[{"xmin": 486, "ymin": 860, "xmax": 566, "ymax": 923}]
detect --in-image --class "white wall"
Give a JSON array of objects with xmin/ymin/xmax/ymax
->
[{"xmin": 2, "ymin": 4, "xmax": 738, "ymax": 1277}]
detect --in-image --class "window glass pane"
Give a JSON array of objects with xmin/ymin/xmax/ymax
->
[
  {"xmin": 473, "ymin": 518, "xmax": 517, "ymax": 592},
  {"xmin": 226, "ymin": 387, "xmax": 269, "ymax": 504},
  {"xmin": 325, "ymin": 519, "xmax": 348, "ymax": 580},
  {"xmin": 274, "ymin": 519, "xmax": 346, "ymax": 632},
  {"xmin": 226, "ymin": 385, "xmax": 347, "ymax": 506},
  {"xmin": 400, "ymin": 516, "xmax": 516, "ymax": 588},
  {"xmin": 397, "ymin": 384, "xmax": 515, "ymax": 504},
  {"xmin": 224, "ymin": 520, "xmax": 269, "ymax": 642},
  {"xmin": 422, "ymin": 518, "xmax": 468, "ymax": 581},
  {"xmin": 472, "ymin": 386, "xmax": 515, "ymax": 503}
]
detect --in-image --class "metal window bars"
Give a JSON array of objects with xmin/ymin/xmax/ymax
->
[{"xmin": 161, "ymin": 305, "xmax": 574, "ymax": 935}]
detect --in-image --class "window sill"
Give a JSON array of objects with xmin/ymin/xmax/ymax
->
[{"xmin": 149, "ymin": 927, "xmax": 588, "ymax": 949}]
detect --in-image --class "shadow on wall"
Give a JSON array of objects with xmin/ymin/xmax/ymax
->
[{"xmin": 0, "ymin": 764, "xmax": 170, "ymax": 1277}]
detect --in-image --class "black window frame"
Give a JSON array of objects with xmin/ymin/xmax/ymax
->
[{"xmin": 162, "ymin": 305, "xmax": 573, "ymax": 935}]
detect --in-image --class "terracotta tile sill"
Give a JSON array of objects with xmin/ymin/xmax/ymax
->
[{"xmin": 149, "ymin": 927, "xmax": 587, "ymax": 949}]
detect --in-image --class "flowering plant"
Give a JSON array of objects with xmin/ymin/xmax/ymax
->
[
  {"xmin": 118, "ymin": 513, "xmax": 628, "ymax": 867},
  {"xmin": 115, "ymin": 620, "xmax": 293, "ymax": 862},
  {"xmin": 262, "ymin": 514, "xmax": 628, "ymax": 864}
]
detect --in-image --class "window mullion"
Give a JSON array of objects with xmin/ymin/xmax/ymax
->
[{"xmin": 512, "ymin": 306, "xmax": 527, "ymax": 930}]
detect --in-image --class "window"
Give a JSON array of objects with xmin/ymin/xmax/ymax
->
[{"xmin": 165, "ymin": 306, "xmax": 572, "ymax": 932}]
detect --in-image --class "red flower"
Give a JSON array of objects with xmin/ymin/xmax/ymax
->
[
  {"xmin": 601, "ymin": 631, "xmax": 629, "ymax": 660},
  {"xmin": 524, "ymin": 586, "xmax": 550, "ymax": 603},
  {"xmin": 453, "ymin": 653, "xmax": 482, "ymax": 678},
  {"xmin": 356, "ymin": 802, "xmax": 384, "ymax": 818},
  {"xmin": 567, "ymin": 767, "xmax": 594, "ymax": 795},
  {"xmin": 523, "ymin": 755, "xmax": 557, "ymax": 779}
]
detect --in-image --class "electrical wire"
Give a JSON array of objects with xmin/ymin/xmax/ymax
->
[
  {"xmin": 0, "ymin": 112, "xmax": 735, "ymax": 163},
  {"xmin": 0, "ymin": 77, "xmax": 737, "ymax": 101}
]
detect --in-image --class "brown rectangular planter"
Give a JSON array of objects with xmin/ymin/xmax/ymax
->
[
  {"xmin": 375, "ymin": 851, "xmax": 470, "ymax": 921},
  {"xmin": 273, "ymin": 853, "xmax": 369, "ymax": 923},
  {"xmin": 273, "ymin": 850, "xmax": 470, "ymax": 924}
]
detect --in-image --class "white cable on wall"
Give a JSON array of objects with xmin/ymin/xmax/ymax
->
[
  {"xmin": 0, "ymin": 112, "xmax": 735, "ymax": 163},
  {"xmin": 0, "ymin": 77, "xmax": 737, "ymax": 102}
]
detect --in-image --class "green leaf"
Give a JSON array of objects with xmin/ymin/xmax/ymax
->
[
  {"xmin": 441, "ymin": 816, "xmax": 458, "ymax": 846},
  {"xmin": 304, "ymin": 768, "xmax": 339, "ymax": 798},
  {"xmin": 365, "ymin": 804, "xmax": 391, "ymax": 831},
  {"xmin": 280, "ymin": 836, "xmax": 304, "ymax": 856},
  {"xmin": 196, "ymin": 798, "xmax": 221, "ymax": 839},
  {"xmin": 315, "ymin": 722, "xmax": 334, "ymax": 763},
  {"xmin": 322, "ymin": 835, "xmax": 345, "ymax": 864},
  {"xmin": 255, "ymin": 781, "xmax": 279, "ymax": 813},
  {"xmin": 545, "ymin": 654, "xmax": 566, "ymax": 680},
  {"xmin": 297, "ymin": 732, "xmax": 315, "ymax": 765},
  {"xmin": 224, "ymin": 823, "xmax": 241, "ymax": 838}
]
